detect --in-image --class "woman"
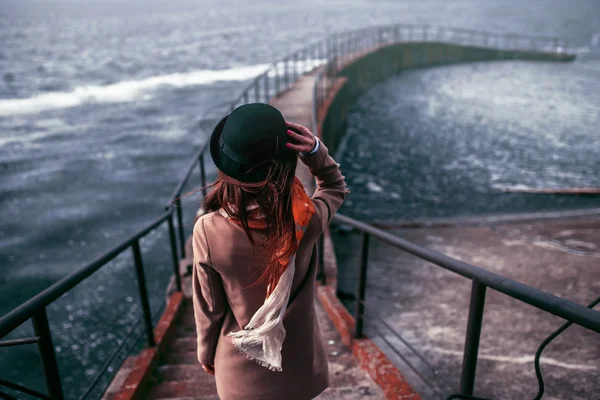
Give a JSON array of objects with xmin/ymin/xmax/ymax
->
[{"xmin": 191, "ymin": 103, "xmax": 348, "ymax": 400}]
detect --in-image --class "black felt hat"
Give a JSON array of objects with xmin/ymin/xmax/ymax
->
[{"xmin": 209, "ymin": 103, "xmax": 295, "ymax": 183}]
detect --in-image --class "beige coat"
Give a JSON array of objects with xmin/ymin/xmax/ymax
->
[{"xmin": 192, "ymin": 141, "xmax": 347, "ymax": 400}]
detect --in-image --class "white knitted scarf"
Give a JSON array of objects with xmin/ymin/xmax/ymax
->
[{"xmin": 218, "ymin": 207, "xmax": 297, "ymax": 372}]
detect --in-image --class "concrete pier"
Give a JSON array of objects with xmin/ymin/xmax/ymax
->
[{"xmin": 333, "ymin": 215, "xmax": 600, "ymax": 400}]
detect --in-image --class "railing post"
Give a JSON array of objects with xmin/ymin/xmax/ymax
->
[
  {"xmin": 346, "ymin": 32, "xmax": 351, "ymax": 59},
  {"xmin": 459, "ymin": 281, "xmax": 487, "ymax": 396},
  {"xmin": 323, "ymin": 70, "xmax": 326, "ymax": 104},
  {"xmin": 329, "ymin": 56, "xmax": 334, "ymax": 88},
  {"xmin": 303, "ymin": 47, "xmax": 308, "ymax": 74},
  {"xmin": 254, "ymin": 79, "xmax": 260, "ymax": 103},
  {"xmin": 345, "ymin": 32, "xmax": 350, "ymax": 56},
  {"xmin": 275, "ymin": 61, "xmax": 280, "ymax": 94},
  {"xmin": 132, "ymin": 240, "xmax": 156, "ymax": 347},
  {"xmin": 284, "ymin": 57, "xmax": 289, "ymax": 87},
  {"xmin": 338, "ymin": 34, "xmax": 342, "ymax": 65},
  {"xmin": 319, "ymin": 40, "xmax": 324, "ymax": 64},
  {"xmin": 199, "ymin": 153, "xmax": 207, "ymax": 199},
  {"xmin": 335, "ymin": 34, "xmax": 340, "ymax": 70},
  {"xmin": 168, "ymin": 213, "xmax": 182, "ymax": 292},
  {"xmin": 175, "ymin": 198, "xmax": 185, "ymax": 258},
  {"xmin": 292, "ymin": 53, "xmax": 297, "ymax": 82},
  {"xmin": 32, "ymin": 308, "xmax": 64, "ymax": 400},
  {"xmin": 264, "ymin": 72, "xmax": 270, "ymax": 102},
  {"xmin": 354, "ymin": 232, "xmax": 370, "ymax": 339}
]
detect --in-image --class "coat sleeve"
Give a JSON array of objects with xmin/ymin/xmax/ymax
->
[
  {"xmin": 300, "ymin": 139, "xmax": 349, "ymax": 232},
  {"xmin": 191, "ymin": 216, "xmax": 227, "ymax": 366}
]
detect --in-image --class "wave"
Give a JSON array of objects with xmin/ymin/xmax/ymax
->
[{"xmin": 0, "ymin": 64, "xmax": 271, "ymax": 117}]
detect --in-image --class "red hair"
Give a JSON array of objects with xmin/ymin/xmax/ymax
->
[{"xmin": 202, "ymin": 156, "xmax": 298, "ymax": 297}]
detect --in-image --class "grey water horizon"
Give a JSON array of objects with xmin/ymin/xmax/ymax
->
[{"xmin": 1, "ymin": 0, "xmax": 599, "ymax": 398}]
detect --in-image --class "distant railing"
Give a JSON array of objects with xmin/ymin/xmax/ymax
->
[
  {"xmin": 0, "ymin": 24, "xmax": 572, "ymax": 400},
  {"xmin": 312, "ymin": 24, "xmax": 571, "ymax": 121}
]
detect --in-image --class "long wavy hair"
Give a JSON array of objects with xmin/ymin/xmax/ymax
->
[{"xmin": 202, "ymin": 156, "xmax": 298, "ymax": 297}]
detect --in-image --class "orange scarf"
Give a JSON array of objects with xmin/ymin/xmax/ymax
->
[{"xmin": 222, "ymin": 176, "xmax": 315, "ymax": 266}]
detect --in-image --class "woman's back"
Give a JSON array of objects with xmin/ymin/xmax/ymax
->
[{"xmin": 191, "ymin": 107, "xmax": 347, "ymax": 400}]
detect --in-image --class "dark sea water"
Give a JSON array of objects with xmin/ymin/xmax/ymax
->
[
  {"xmin": 339, "ymin": 59, "xmax": 600, "ymax": 222},
  {"xmin": 1, "ymin": 0, "xmax": 599, "ymax": 397}
]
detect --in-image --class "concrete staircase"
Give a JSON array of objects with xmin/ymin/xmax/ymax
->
[
  {"xmin": 145, "ymin": 301, "xmax": 220, "ymax": 400},
  {"xmin": 141, "ymin": 297, "xmax": 386, "ymax": 399}
]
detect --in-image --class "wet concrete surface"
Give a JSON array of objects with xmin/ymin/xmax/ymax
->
[
  {"xmin": 314, "ymin": 300, "xmax": 386, "ymax": 400},
  {"xmin": 332, "ymin": 215, "xmax": 600, "ymax": 400}
]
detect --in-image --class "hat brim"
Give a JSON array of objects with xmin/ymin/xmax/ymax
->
[
  {"xmin": 209, "ymin": 114, "xmax": 266, "ymax": 183},
  {"xmin": 209, "ymin": 114, "xmax": 228, "ymax": 176}
]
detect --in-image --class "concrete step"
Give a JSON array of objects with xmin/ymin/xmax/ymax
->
[
  {"xmin": 169, "ymin": 337, "xmax": 197, "ymax": 353},
  {"xmin": 155, "ymin": 365, "xmax": 204, "ymax": 382},
  {"xmin": 146, "ymin": 379, "xmax": 218, "ymax": 400},
  {"xmin": 172, "ymin": 322, "xmax": 197, "ymax": 338},
  {"xmin": 147, "ymin": 398, "xmax": 218, "ymax": 400},
  {"xmin": 147, "ymin": 398, "xmax": 219, "ymax": 400},
  {"xmin": 178, "ymin": 311, "xmax": 196, "ymax": 327},
  {"xmin": 315, "ymin": 386, "xmax": 387, "ymax": 399},
  {"xmin": 161, "ymin": 350, "xmax": 198, "ymax": 365}
]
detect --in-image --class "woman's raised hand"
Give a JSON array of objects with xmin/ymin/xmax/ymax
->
[{"xmin": 285, "ymin": 121, "xmax": 317, "ymax": 154}]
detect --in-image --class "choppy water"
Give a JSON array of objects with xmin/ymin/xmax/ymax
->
[
  {"xmin": 339, "ymin": 59, "xmax": 600, "ymax": 221},
  {"xmin": 1, "ymin": 0, "xmax": 599, "ymax": 397}
]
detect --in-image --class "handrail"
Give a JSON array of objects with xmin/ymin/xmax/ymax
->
[
  {"xmin": 371, "ymin": 22, "xmax": 566, "ymax": 42},
  {"xmin": 166, "ymin": 145, "xmax": 208, "ymax": 208},
  {"xmin": 0, "ymin": 208, "xmax": 173, "ymax": 338},
  {"xmin": 0, "ymin": 22, "xmax": 575, "ymax": 400},
  {"xmin": 333, "ymin": 214, "xmax": 600, "ymax": 334}
]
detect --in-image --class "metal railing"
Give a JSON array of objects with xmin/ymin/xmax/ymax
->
[
  {"xmin": 307, "ymin": 24, "xmax": 598, "ymax": 400},
  {"xmin": 0, "ymin": 23, "xmax": 572, "ymax": 400},
  {"xmin": 0, "ymin": 26, "xmax": 330, "ymax": 400},
  {"xmin": 0, "ymin": 207, "xmax": 181, "ymax": 400},
  {"xmin": 312, "ymin": 24, "xmax": 570, "ymax": 120},
  {"xmin": 326, "ymin": 214, "xmax": 600, "ymax": 399}
]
